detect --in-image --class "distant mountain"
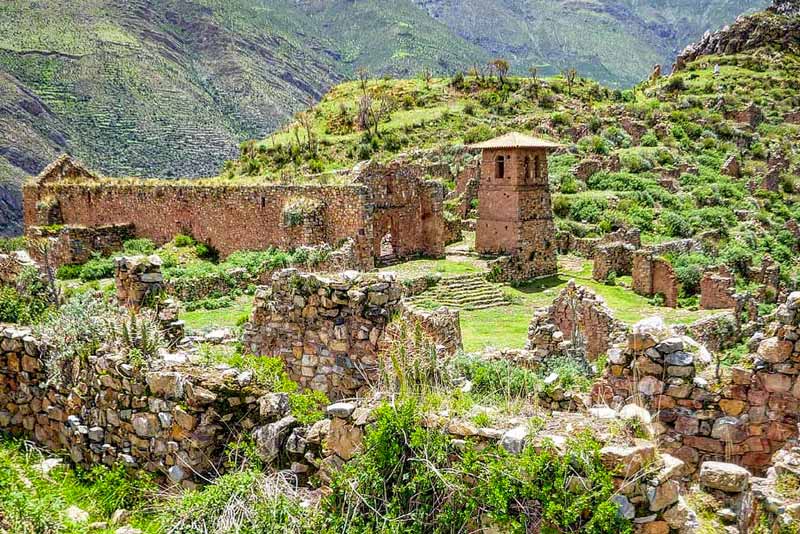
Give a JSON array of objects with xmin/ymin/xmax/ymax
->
[{"xmin": 0, "ymin": 0, "xmax": 768, "ymax": 234}]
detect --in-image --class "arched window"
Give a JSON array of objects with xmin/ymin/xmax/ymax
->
[{"xmin": 495, "ymin": 155, "xmax": 505, "ymax": 179}]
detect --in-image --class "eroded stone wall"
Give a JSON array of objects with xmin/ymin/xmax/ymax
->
[
  {"xmin": 27, "ymin": 223, "xmax": 135, "ymax": 268},
  {"xmin": 632, "ymin": 251, "xmax": 680, "ymax": 308},
  {"xmin": 700, "ymin": 267, "xmax": 738, "ymax": 310},
  {"xmin": 592, "ymin": 242, "xmax": 635, "ymax": 282}
]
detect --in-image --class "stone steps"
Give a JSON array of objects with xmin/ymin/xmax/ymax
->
[{"xmin": 407, "ymin": 274, "xmax": 508, "ymax": 311}]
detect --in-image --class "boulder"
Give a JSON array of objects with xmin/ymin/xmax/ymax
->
[
  {"xmin": 757, "ymin": 337, "xmax": 793, "ymax": 363},
  {"xmin": 699, "ymin": 461, "xmax": 751, "ymax": 492}
]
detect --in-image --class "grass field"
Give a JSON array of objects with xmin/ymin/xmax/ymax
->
[{"xmin": 179, "ymin": 295, "xmax": 253, "ymax": 332}]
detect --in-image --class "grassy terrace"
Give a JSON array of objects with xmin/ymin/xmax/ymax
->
[{"xmin": 385, "ymin": 255, "xmax": 720, "ymax": 353}]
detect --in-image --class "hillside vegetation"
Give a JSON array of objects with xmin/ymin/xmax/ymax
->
[
  {"xmin": 0, "ymin": 0, "xmax": 764, "ymax": 235},
  {"xmin": 230, "ymin": 5, "xmax": 800, "ymax": 293}
]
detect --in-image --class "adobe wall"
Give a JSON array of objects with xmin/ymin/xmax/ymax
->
[
  {"xmin": 24, "ymin": 180, "xmax": 375, "ymax": 267},
  {"xmin": 27, "ymin": 223, "xmax": 135, "ymax": 268},
  {"xmin": 596, "ymin": 297, "xmax": 800, "ymax": 474},
  {"xmin": 632, "ymin": 251, "xmax": 679, "ymax": 308},
  {"xmin": 354, "ymin": 160, "xmax": 446, "ymax": 261},
  {"xmin": 592, "ymin": 242, "xmax": 635, "ymax": 282}
]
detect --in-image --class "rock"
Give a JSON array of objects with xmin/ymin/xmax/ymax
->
[
  {"xmin": 589, "ymin": 406, "xmax": 619, "ymax": 419},
  {"xmin": 647, "ymin": 480, "xmax": 679, "ymax": 511},
  {"xmin": 110, "ymin": 509, "xmax": 130, "ymax": 526},
  {"xmin": 719, "ymin": 399, "xmax": 747, "ymax": 417},
  {"xmin": 639, "ymin": 521, "xmax": 669, "ymax": 534},
  {"xmin": 326, "ymin": 402, "xmax": 356, "ymax": 419},
  {"xmin": 327, "ymin": 417, "xmax": 363, "ymax": 461},
  {"xmin": 655, "ymin": 337, "xmax": 684, "ymax": 354},
  {"xmin": 254, "ymin": 416, "xmax": 298, "ymax": 463},
  {"xmin": 665, "ymin": 351, "xmax": 693, "ymax": 366},
  {"xmin": 500, "ymin": 426, "xmax": 528, "ymax": 454},
  {"xmin": 761, "ymin": 372, "xmax": 793, "ymax": 393},
  {"xmin": 662, "ymin": 497, "xmax": 692, "ymax": 529},
  {"xmin": 131, "ymin": 413, "xmax": 159, "ymax": 438},
  {"xmin": 145, "ymin": 371, "xmax": 185, "ymax": 400},
  {"xmin": 65, "ymin": 505, "xmax": 89, "ymax": 524},
  {"xmin": 447, "ymin": 420, "xmax": 478, "ymax": 437},
  {"xmin": 711, "ymin": 417, "xmax": 746, "ymax": 443},
  {"xmin": 638, "ymin": 376, "xmax": 665, "ymax": 396},
  {"xmin": 167, "ymin": 465, "xmax": 187, "ymax": 483},
  {"xmin": 757, "ymin": 337, "xmax": 793, "ymax": 363},
  {"xmin": 600, "ymin": 443, "xmax": 656, "ymax": 478},
  {"xmin": 612, "ymin": 494, "xmax": 635, "ymax": 520},
  {"xmin": 700, "ymin": 461, "xmax": 751, "ymax": 492},
  {"xmin": 306, "ymin": 418, "xmax": 331, "ymax": 444},
  {"xmin": 115, "ymin": 528, "xmax": 143, "ymax": 534},
  {"xmin": 36, "ymin": 457, "xmax": 63, "ymax": 475},
  {"xmin": 259, "ymin": 393, "xmax": 290, "ymax": 418}
]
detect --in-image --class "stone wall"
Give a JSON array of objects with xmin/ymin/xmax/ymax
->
[
  {"xmin": 396, "ymin": 306, "xmax": 463, "ymax": 355},
  {"xmin": 0, "ymin": 326, "xmax": 273, "ymax": 486},
  {"xmin": 597, "ymin": 296, "xmax": 800, "ymax": 474},
  {"xmin": 526, "ymin": 282, "xmax": 627, "ymax": 361},
  {"xmin": 115, "ymin": 255, "xmax": 165, "ymax": 310},
  {"xmin": 27, "ymin": 223, "xmax": 135, "ymax": 268},
  {"xmin": 0, "ymin": 251, "xmax": 35, "ymax": 286},
  {"xmin": 242, "ymin": 270, "xmax": 404, "ymax": 399},
  {"xmin": 700, "ymin": 267, "xmax": 738, "ymax": 310},
  {"xmin": 632, "ymin": 251, "xmax": 680, "ymax": 308},
  {"xmin": 24, "ymin": 156, "xmax": 449, "ymax": 270},
  {"xmin": 592, "ymin": 241, "xmax": 635, "ymax": 282},
  {"xmin": 557, "ymin": 227, "xmax": 641, "ymax": 259}
]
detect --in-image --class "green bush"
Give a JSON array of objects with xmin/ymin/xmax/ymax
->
[
  {"xmin": 569, "ymin": 196, "xmax": 608, "ymax": 223},
  {"xmin": 122, "ymin": 238, "xmax": 156, "ymax": 255},
  {"xmin": 0, "ymin": 286, "xmax": 22, "ymax": 323},
  {"xmin": 173, "ymin": 234, "xmax": 196, "ymax": 247},
  {"xmin": 195, "ymin": 242, "xmax": 219, "ymax": 262},
  {"xmin": 463, "ymin": 124, "xmax": 494, "ymax": 144},
  {"xmin": 454, "ymin": 355, "xmax": 542, "ymax": 399},
  {"xmin": 56, "ymin": 264, "xmax": 83, "ymax": 280},
  {"xmin": 79, "ymin": 254, "xmax": 115, "ymax": 281},
  {"xmin": 667, "ymin": 253, "xmax": 714, "ymax": 295}
]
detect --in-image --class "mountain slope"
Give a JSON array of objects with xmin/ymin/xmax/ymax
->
[
  {"xmin": 0, "ymin": 0, "xmax": 770, "ymax": 235},
  {"xmin": 412, "ymin": 0, "xmax": 770, "ymax": 86}
]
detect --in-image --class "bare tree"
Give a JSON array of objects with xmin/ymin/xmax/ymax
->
[
  {"xmin": 420, "ymin": 66, "xmax": 433, "ymax": 88},
  {"xmin": 490, "ymin": 58, "xmax": 510, "ymax": 85},
  {"xmin": 26, "ymin": 237, "xmax": 60, "ymax": 306},
  {"xmin": 296, "ymin": 107, "xmax": 317, "ymax": 156},
  {"xmin": 528, "ymin": 66, "xmax": 540, "ymax": 98},
  {"xmin": 355, "ymin": 67, "xmax": 394, "ymax": 139},
  {"xmin": 562, "ymin": 67, "xmax": 578, "ymax": 96}
]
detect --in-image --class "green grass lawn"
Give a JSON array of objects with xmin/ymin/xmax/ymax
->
[
  {"xmin": 457, "ymin": 257, "xmax": 722, "ymax": 353},
  {"xmin": 380, "ymin": 256, "xmax": 484, "ymax": 280},
  {"xmin": 180, "ymin": 295, "xmax": 253, "ymax": 332}
]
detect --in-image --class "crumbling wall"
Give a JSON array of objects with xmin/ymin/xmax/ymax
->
[
  {"xmin": 632, "ymin": 251, "xmax": 679, "ymax": 308},
  {"xmin": 700, "ymin": 267, "xmax": 738, "ymax": 309},
  {"xmin": 592, "ymin": 242, "xmax": 635, "ymax": 282},
  {"xmin": 526, "ymin": 282, "xmax": 627, "ymax": 361},
  {"xmin": 557, "ymin": 227, "xmax": 641, "ymax": 258},
  {"xmin": 242, "ymin": 270, "xmax": 404, "ymax": 398},
  {"xmin": 115, "ymin": 255, "xmax": 165, "ymax": 310},
  {"xmin": 597, "ymin": 296, "xmax": 800, "ymax": 473},
  {"xmin": 0, "ymin": 251, "xmax": 35, "ymax": 286},
  {"xmin": 354, "ymin": 160, "xmax": 446, "ymax": 262},
  {"xmin": 27, "ymin": 223, "xmax": 135, "ymax": 268},
  {"xmin": 395, "ymin": 306, "xmax": 463, "ymax": 355},
  {"xmin": 0, "ymin": 326, "xmax": 271, "ymax": 486}
]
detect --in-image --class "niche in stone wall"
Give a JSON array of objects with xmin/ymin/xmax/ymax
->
[{"xmin": 281, "ymin": 196, "xmax": 326, "ymax": 241}]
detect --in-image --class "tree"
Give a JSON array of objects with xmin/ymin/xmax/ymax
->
[
  {"xmin": 355, "ymin": 68, "xmax": 393, "ymax": 139},
  {"xmin": 528, "ymin": 66, "xmax": 540, "ymax": 98},
  {"xmin": 419, "ymin": 66, "xmax": 433, "ymax": 88},
  {"xmin": 490, "ymin": 58, "xmax": 510, "ymax": 85},
  {"xmin": 562, "ymin": 67, "xmax": 578, "ymax": 96}
]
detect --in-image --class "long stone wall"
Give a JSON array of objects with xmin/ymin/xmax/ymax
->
[{"xmin": 0, "ymin": 326, "xmax": 273, "ymax": 486}]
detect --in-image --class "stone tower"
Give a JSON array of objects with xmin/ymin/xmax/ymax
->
[{"xmin": 470, "ymin": 132, "xmax": 559, "ymax": 280}]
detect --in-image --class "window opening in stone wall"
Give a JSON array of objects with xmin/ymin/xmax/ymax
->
[
  {"xmin": 523, "ymin": 156, "xmax": 531, "ymax": 182},
  {"xmin": 534, "ymin": 155, "xmax": 541, "ymax": 181},
  {"xmin": 495, "ymin": 155, "xmax": 505, "ymax": 179}
]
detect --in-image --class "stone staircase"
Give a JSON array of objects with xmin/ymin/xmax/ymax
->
[{"xmin": 407, "ymin": 274, "xmax": 508, "ymax": 311}]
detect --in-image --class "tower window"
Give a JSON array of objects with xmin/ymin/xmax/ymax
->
[
  {"xmin": 534, "ymin": 155, "xmax": 541, "ymax": 181},
  {"xmin": 495, "ymin": 155, "xmax": 505, "ymax": 179},
  {"xmin": 523, "ymin": 156, "xmax": 531, "ymax": 182}
]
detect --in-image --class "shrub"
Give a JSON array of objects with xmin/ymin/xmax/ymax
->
[
  {"xmin": 0, "ymin": 286, "xmax": 22, "ymax": 323},
  {"xmin": 454, "ymin": 355, "xmax": 542, "ymax": 399},
  {"xmin": 173, "ymin": 234, "xmax": 196, "ymax": 247},
  {"xmin": 79, "ymin": 254, "xmax": 115, "ymax": 281},
  {"xmin": 659, "ymin": 210, "xmax": 693, "ymax": 238},
  {"xmin": 667, "ymin": 253, "xmax": 714, "ymax": 295},
  {"xmin": 195, "ymin": 242, "xmax": 219, "ymax": 262},
  {"xmin": 56, "ymin": 264, "xmax": 82, "ymax": 280},
  {"xmin": 569, "ymin": 196, "xmax": 608, "ymax": 223},
  {"xmin": 463, "ymin": 124, "xmax": 494, "ymax": 144},
  {"xmin": 122, "ymin": 238, "xmax": 156, "ymax": 255}
]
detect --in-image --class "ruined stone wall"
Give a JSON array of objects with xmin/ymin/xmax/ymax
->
[
  {"xmin": 557, "ymin": 227, "xmax": 641, "ymax": 258},
  {"xmin": 0, "ymin": 326, "xmax": 272, "ymax": 486},
  {"xmin": 396, "ymin": 306, "xmax": 463, "ymax": 355},
  {"xmin": 632, "ymin": 251, "xmax": 679, "ymax": 308},
  {"xmin": 597, "ymin": 296, "xmax": 800, "ymax": 473},
  {"xmin": 27, "ymin": 223, "xmax": 135, "ymax": 268},
  {"xmin": 592, "ymin": 242, "xmax": 635, "ymax": 282},
  {"xmin": 700, "ymin": 267, "xmax": 738, "ymax": 310},
  {"xmin": 0, "ymin": 251, "xmax": 35, "ymax": 286},
  {"xmin": 242, "ymin": 270, "xmax": 404, "ymax": 399},
  {"xmin": 354, "ymin": 160, "xmax": 446, "ymax": 261},
  {"xmin": 526, "ymin": 282, "xmax": 627, "ymax": 361},
  {"xmin": 24, "ymin": 181, "xmax": 375, "ymax": 267}
]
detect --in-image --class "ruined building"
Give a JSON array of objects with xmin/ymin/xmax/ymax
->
[
  {"xmin": 22, "ymin": 156, "xmax": 446, "ymax": 270},
  {"xmin": 470, "ymin": 133, "xmax": 559, "ymax": 280}
]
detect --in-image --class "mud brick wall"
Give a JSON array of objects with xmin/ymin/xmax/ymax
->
[
  {"xmin": 700, "ymin": 267, "xmax": 738, "ymax": 310},
  {"xmin": 27, "ymin": 223, "xmax": 135, "ymax": 268},
  {"xmin": 526, "ymin": 282, "xmax": 627, "ymax": 361},
  {"xmin": 632, "ymin": 251, "xmax": 679, "ymax": 308},
  {"xmin": 0, "ymin": 326, "xmax": 275, "ymax": 486},
  {"xmin": 242, "ymin": 270, "xmax": 404, "ymax": 399},
  {"xmin": 24, "ymin": 181, "xmax": 375, "ymax": 267},
  {"xmin": 597, "ymin": 294, "xmax": 800, "ymax": 474},
  {"xmin": 592, "ymin": 242, "xmax": 635, "ymax": 282}
]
